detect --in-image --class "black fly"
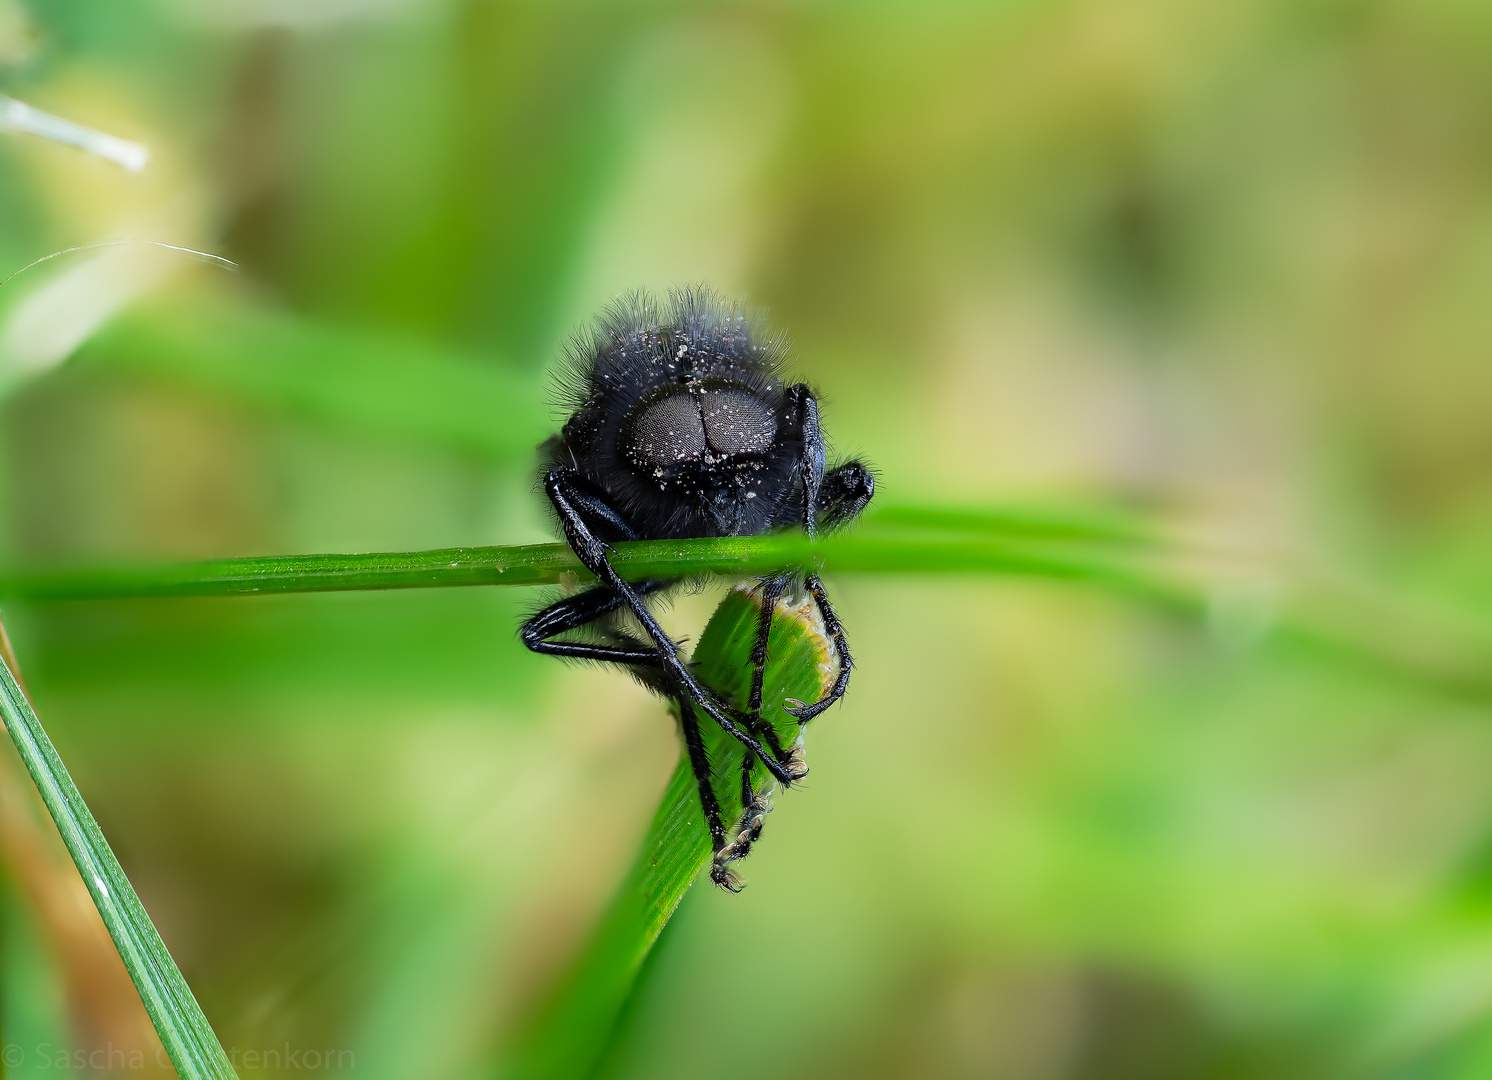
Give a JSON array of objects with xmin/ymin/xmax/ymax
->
[{"xmin": 521, "ymin": 287, "xmax": 875, "ymax": 889}]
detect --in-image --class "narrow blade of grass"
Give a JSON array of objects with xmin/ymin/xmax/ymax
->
[
  {"xmin": 4, "ymin": 515, "xmax": 1488, "ymax": 704},
  {"xmin": 0, "ymin": 528, "xmax": 1186, "ymax": 605},
  {"xmin": 503, "ymin": 583, "xmax": 837, "ymax": 1080},
  {"xmin": 0, "ymin": 655, "xmax": 238, "ymax": 1080}
]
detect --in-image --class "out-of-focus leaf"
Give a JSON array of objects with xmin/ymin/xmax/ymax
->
[
  {"xmin": 0, "ymin": 870, "xmax": 77, "ymax": 1075},
  {"xmin": 19, "ymin": 590, "xmax": 538, "ymax": 707},
  {"xmin": 503, "ymin": 583, "xmax": 836, "ymax": 1080},
  {"xmin": 73, "ymin": 300, "xmax": 549, "ymax": 460},
  {"xmin": 0, "ymin": 654, "xmax": 238, "ymax": 1080}
]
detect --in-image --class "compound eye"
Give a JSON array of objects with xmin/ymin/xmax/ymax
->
[
  {"xmin": 700, "ymin": 387, "xmax": 777, "ymax": 457},
  {"xmin": 623, "ymin": 390, "xmax": 707, "ymax": 470}
]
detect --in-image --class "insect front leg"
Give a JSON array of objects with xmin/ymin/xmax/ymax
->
[
  {"xmin": 785, "ymin": 574, "xmax": 852, "ymax": 722},
  {"xmin": 783, "ymin": 384, "xmax": 827, "ymax": 538},
  {"xmin": 817, "ymin": 459, "xmax": 876, "ymax": 530},
  {"xmin": 784, "ymin": 458, "xmax": 877, "ymax": 722}
]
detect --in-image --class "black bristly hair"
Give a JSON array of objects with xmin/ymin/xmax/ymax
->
[
  {"xmin": 521, "ymin": 285, "xmax": 876, "ymax": 891},
  {"xmin": 543, "ymin": 287, "xmax": 804, "ymax": 540}
]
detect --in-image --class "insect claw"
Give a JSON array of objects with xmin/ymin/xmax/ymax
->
[
  {"xmin": 785, "ymin": 696, "xmax": 833, "ymax": 723},
  {"xmin": 710, "ymin": 862, "xmax": 744, "ymax": 892},
  {"xmin": 784, "ymin": 749, "xmax": 809, "ymax": 783}
]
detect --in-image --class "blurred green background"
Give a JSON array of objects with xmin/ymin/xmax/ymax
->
[{"xmin": 6, "ymin": 0, "xmax": 1492, "ymax": 1077}]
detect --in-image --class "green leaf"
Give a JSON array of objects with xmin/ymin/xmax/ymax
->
[
  {"xmin": 0, "ymin": 655, "xmax": 238, "ymax": 1080},
  {"xmin": 502, "ymin": 582, "xmax": 837, "ymax": 1080}
]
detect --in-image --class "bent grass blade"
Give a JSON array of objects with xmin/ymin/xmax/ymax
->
[
  {"xmin": 503, "ymin": 583, "xmax": 836, "ymax": 1080},
  {"xmin": 0, "ymin": 655, "xmax": 238, "ymax": 1080}
]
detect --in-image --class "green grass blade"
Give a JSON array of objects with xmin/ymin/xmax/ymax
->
[
  {"xmin": 0, "ymin": 529, "xmax": 1185, "ymax": 604},
  {"xmin": 503, "ymin": 583, "xmax": 837, "ymax": 1080},
  {"xmin": 5, "ymin": 517, "xmax": 1487, "ymax": 704},
  {"xmin": 0, "ymin": 655, "xmax": 238, "ymax": 1080}
]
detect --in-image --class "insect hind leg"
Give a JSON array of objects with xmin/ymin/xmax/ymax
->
[{"xmin": 520, "ymin": 579, "xmax": 677, "ymax": 670}]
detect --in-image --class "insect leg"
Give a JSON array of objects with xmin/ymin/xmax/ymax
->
[
  {"xmin": 678, "ymin": 694, "xmax": 738, "ymax": 892},
  {"xmin": 520, "ymin": 580, "xmax": 677, "ymax": 668},
  {"xmin": 780, "ymin": 460, "xmax": 876, "ymax": 720},
  {"xmin": 545, "ymin": 468, "xmax": 805, "ymax": 786},
  {"xmin": 713, "ymin": 754, "xmax": 772, "ymax": 881},
  {"xmin": 749, "ymin": 572, "xmax": 792, "ymax": 713},
  {"xmin": 775, "ymin": 422, "xmax": 875, "ymax": 722},
  {"xmin": 717, "ymin": 569, "xmax": 832, "ymax": 881},
  {"xmin": 739, "ymin": 752, "xmax": 756, "ymax": 810},
  {"xmin": 817, "ymin": 460, "xmax": 876, "ymax": 530},
  {"xmin": 784, "ymin": 384, "xmax": 826, "ymax": 538},
  {"xmin": 739, "ymin": 572, "xmax": 797, "ymax": 769},
  {"xmin": 785, "ymin": 573, "xmax": 854, "ymax": 722}
]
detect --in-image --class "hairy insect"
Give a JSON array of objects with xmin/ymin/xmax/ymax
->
[{"xmin": 521, "ymin": 286, "xmax": 875, "ymax": 890}]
